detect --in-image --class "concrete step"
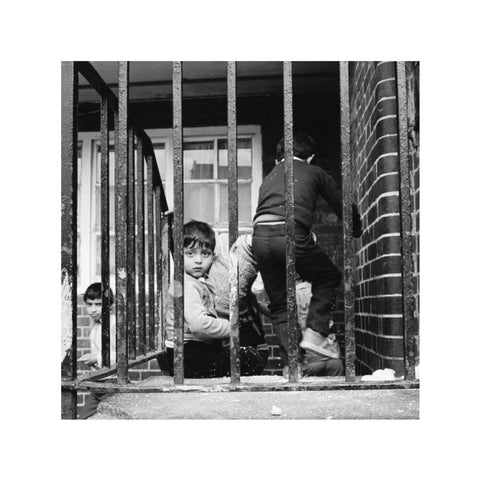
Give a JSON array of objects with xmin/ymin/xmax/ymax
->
[{"xmin": 91, "ymin": 375, "xmax": 419, "ymax": 420}]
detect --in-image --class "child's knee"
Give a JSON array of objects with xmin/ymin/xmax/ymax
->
[{"xmin": 326, "ymin": 358, "xmax": 344, "ymax": 376}]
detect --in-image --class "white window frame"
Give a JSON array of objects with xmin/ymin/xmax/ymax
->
[{"xmin": 77, "ymin": 125, "xmax": 262, "ymax": 291}]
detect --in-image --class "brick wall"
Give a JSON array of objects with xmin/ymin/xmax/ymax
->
[
  {"xmin": 349, "ymin": 61, "xmax": 406, "ymax": 375},
  {"xmin": 76, "ymin": 295, "xmax": 163, "ymax": 414}
]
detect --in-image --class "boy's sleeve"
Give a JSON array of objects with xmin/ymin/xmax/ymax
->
[
  {"xmin": 208, "ymin": 254, "xmax": 230, "ymax": 319},
  {"xmin": 231, "ymin": 235, "xmax": 258, "ymax": 315},
  {"xmin": 316, "ymin": 168, "xmax": 363, "ymax": 237},
  {"xmin": 316, "ymin": 168, "xmax": 343, "ymax": 218},
  {"xmin": 185, "ymin": 280, "xmax": 230, "ymax": 339},
  {"xmin": 89, "ymin": 324, "xmax": 103, "ymax": 367}
]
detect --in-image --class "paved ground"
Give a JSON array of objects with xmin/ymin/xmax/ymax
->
[{"xmin": 91, "ymin": 376, "xmax": 419, "ymax": 420}]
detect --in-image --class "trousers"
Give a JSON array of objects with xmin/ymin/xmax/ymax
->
[
  {"xmin": 166, "ymin": 341, "xmax": 268, "ymax": 378},
  {"xmin": 302, "ymin": 357, "xmax": 345, "ymax": 376},
  {"xmin": 252, "ymin": 223, "xmax": 342, "ymax": 362}
]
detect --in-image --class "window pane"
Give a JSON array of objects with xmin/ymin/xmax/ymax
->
[
  {"xmin": 77, "ymin": 142, "xmax": 83, "ymax": 185},
  {"xmin": 153, "ymin": 143, "xmax": 166, "ymax": 182},
  {"xmin": 218, "ymin": 138, "xmax": 252, "ymax": 180},
  {"xmin": 94, "ymin": 185, "xmax": 115, "ymax": 230},
  {"xmin": 184, "ymin": 183, "xmax": 215, "ymax": 223},
  {"xmin": 95, "ymin": 234, "xmax": 116, "ymax": 277},
  {"xmin": 77, "ymin": 142, "xmax": 83, "ymax": 281},
  {"xmin": 94, "ymin": 145, "xmax": 117, "ymax": 232},
  {"xmin": 184, "ymin": 141, "xmax": 214, "ymax": 179},
  {"xmin": 219, "ymin": 183, "xmax": 251, "ymax": 223}
]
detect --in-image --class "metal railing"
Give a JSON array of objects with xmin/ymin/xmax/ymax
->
[
  {"xmin": 61, "ymin": 61, "xmax": 418, "ymax": 419},
  {"xmin": 61, "ymin": 61, "xmax": 171, "ymax": 418}
]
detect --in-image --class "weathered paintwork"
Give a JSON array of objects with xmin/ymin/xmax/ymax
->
[
  {"xmin": 396, "ymin": 62, "xmax": 416, "ymax": 381},
  {"xmin": 227, "ymin": 61, "xmax": 241, "ymax": 383},
  {"xmin": 146, "ymin": 151, "xmax": 156, "ymax": 351},
  {"xmin": 172, "ymin": 61, "xmax": 185, "ymax": 384},
  {"xmin": 127, "ymin": 124, "xmax": 137, "ymax": 359},
  {"xmin": 116, "ymin": 61, "xmax": 129, "ymax": 384},
  {"xmin": 283, "ymin": 62, "xmax": 299, "ymax": 383},
  {"xmin": 100, "ymin": 94, "xmax": 112, "ymax": 367},
  {"xmin": 61, "ymin": 61, "xmax": 78, "ymax": 418},
  {"xmin": 340, "ymin": 62, "xmax": 356, "ymax": 382}
]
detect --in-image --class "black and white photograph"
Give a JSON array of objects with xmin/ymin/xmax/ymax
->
[
  {"xmin": 61, "ymin": 60, "xmax": 420, "ymax": 420},
  {"xmin": 4, "ymin": 1, "xmax": 480, "ymax": 478}
]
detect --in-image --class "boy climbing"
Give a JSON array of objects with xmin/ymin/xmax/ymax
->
[{"xmin": 252, "ymin": 131, "xmax": 362, "ymax": 373}]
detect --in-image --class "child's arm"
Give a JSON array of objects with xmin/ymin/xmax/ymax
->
[
  {"xmin": 79, "ymin": 323, "xmax": 102, "ymax": 367},
  {"xmin": 185, "ymin": 280, "xmax": 230, "ymax": 339},
  {"xmin": 79, "ymin": 352, "xmax": 99, "ymax": 367},
  {"xmin": 315, "ymin": 167, "xmax": 363, "ymax": 237},
  {"xmin": 315, "ymin": 167, "xmax": 343, "ymax": 217}
]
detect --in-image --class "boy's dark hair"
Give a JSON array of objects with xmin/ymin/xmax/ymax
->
[
  {"xmin": 83, "ymin": 282, "xmax": 114, "ymax": 306},
  {"xmin": 184, "ymin": 220, "xmax": 216, "ymax": 251},
  {"xmin": 276, "ymin": 131, "xmax": 317, "ymax": 161}
]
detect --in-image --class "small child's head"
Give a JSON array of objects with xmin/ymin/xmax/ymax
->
[
  {"xmin": 183, "ymin": 220, "xmax": 216, "ymax": 278},
  {"xmin": 276, "ymin": 131, "xmax": 316, "ymax": 163},
  {"xmin": 83, "ymin": 282, "xmax": 114, "ymax": 322}
]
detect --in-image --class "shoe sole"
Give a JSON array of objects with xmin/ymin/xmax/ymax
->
[{"xmin": 299, "ymin": 340, "xmax": 340, "ymax": 359}]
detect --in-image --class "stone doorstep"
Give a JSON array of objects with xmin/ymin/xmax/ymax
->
[{"xmin": 92, "ymin": 375, "xmax": 419, "ymax": 420}]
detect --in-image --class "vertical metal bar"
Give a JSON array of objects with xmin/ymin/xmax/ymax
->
[
  {"xmin": 154, "ymin": 187, "xmax": 162, "ymax": 350},
  {"xmin": 396, "ymin": 61, "xmax": 416, "ymax": 381},
  {"xmin": 100, "ymin": 93, "xmax": 111, "ymax": 367},
  {"xmin": 147, "ymin": 152, "xmax": 155, "ymax": 351},
  {"xmin": 61, "ymin": 61, "xmax": 78, "ymax": 418},
  {"xmin": 340, "ymin": 61, "xmax": 356, "ymax": 382},
  {"xmin": 136, "ymin": 136, "xmax": 146, "ymax": 355},
  {"xmin": 127, "ymin": 124, "xmax": 136, "ymax": 359},
  {"xmin": 113, "ymin": 109, "xmax": 120, "ymax": 360},
  {"xmin": 227, "ymin": 61, "xmax": 240, "ymax": 383},
  {"xmin": 283, "ymin": 61, "xmax": 298, "ymax": 382},
  {"xmin": 160, "ymin": 213, "xmax": 171, "ymax": 350},
  {"xmin": 115, "ymin": 61, "xmax": 129, "ymax": 384},
  {"xmin": 173, "ymin": 61, "xmax": 184, "ymax": 384}
]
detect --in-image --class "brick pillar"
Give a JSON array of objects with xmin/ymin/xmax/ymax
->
[{"xmin": 349, "ymin": 62, "xmax": 407, "ymax": 375}]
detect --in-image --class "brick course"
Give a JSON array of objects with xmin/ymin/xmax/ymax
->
[{"xmin": 349, "ymin": 61, "xmax": 420, "ymax": 375}]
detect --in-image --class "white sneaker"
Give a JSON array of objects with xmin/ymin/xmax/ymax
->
[{"xmin": 299, "ymin": 328, "xmax": 340, "ymax": 359}]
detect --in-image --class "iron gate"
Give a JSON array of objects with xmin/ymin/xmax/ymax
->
[{"xmin": 61, "ymin": 61, "xmax": 418, "ymax": 419}]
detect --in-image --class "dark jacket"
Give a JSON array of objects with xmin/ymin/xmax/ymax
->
[{"xmin": 254, "ymin": 159, "xmax": 361, "ymax": 236}]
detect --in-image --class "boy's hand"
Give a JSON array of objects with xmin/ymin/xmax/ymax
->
[{"xmin": 79, "ymin": 353, "xmax": 98, "ymax": 366}]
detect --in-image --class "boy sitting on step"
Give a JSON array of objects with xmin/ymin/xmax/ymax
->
[
  {"xmin": 78, "ymin": 283, "xmax": 115, "ymax": 419},
  {"xmin": 165, "ymin": 220, "xmax": 268, "ymax": 378}
]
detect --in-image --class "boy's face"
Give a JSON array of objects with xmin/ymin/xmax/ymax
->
[
  {"xmin": 184, "ymin": 244, "xmax": 214, "ymax": 278},
  {"xmin": 85, "ymin": 298, "xmax": 102, "ymax": 322}
]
